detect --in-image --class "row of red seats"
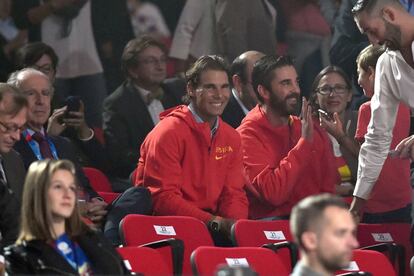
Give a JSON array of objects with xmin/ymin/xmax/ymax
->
[
  {"xmin": 117, "ymin": 214, "xmax": 411, "ymax": 276},
  {"xmin": 82, "ymin": 167, "xmax": 411, "ymax": 275}
]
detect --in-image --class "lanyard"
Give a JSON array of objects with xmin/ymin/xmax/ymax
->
[{"xmin": 23, "ymin": 130, "xmax": 59, "ymax": 160}]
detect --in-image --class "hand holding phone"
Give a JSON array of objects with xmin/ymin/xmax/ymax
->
[
  {"xmin": 318, "ymin": 109, "xmax": 334, "ymax": 121},
  {"xmin": 64, "ymin": 96, "xmax": 81, "ymax": 118}
]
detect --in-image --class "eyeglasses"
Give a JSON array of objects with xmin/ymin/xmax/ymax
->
[
  {"xmin": 317, "ymin": 85, "xmax": 349, "ymax": 95},
  {"xmin": 0, "ymin": 121, "xmax": 25, "ymax": 134},
  {"xmin": 139, "ymin": 57, "xmax": 167, "ymax": 66}
]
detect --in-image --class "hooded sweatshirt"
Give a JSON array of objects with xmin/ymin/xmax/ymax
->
[
  {"xmin": 135, "ymin": 105, "xmax": 248, "ymax": 223},
  {"xmin": 237, "ymin": 106, "xmax": 338, "ymax": 219}
]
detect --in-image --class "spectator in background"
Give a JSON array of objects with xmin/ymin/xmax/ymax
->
[
  {"xmin": 103, "ymin": 36, "xmax": 184, "ymax": 185},
  {"xmin": 0, "ymin": 83, "xmax": 27, "ymax": 250},
  {"xmin": 310, "ymin": 66, "xmax": 358, "ymax": 196},
  {"xmin": 169, "ymin": 0, "xmax": 217, "ymax": 75},
  {"xmin": 221, "ymin": 50, "xmax": 265, "ymax": 128},
  {"xmin": 14, "ymin": 42, "xmax": 109, "ymax": 172},
  {"xmin": 290, "ymin": 194, "xmax": 359, "ymax": 276},
  {"xmin": 147, "ymin": 0, "xmax": 185, "ymax": 35},
  {"xmin": 215, "ymin": 0, "xmax": 277, "ymax": 63},
  {"xmin": 127, "ymin": 0, "xmax": 170, "ymax": 41},
  {"xmin": 4, "ymin": 159, "xmax": 129, "ymax": 274},
  {"xmin": 237, "ymin": 55, "xmax": 338, "ymax": 220},
  {"xmin": 135, "ymin": 55, "xmax": 248, "ymax": 244},
  {"xmin": 8, "ymin": 68, "xmax": 108, "ymax": 227},
  {"xmin": 11, "ymin": 0, "xmax": 123, "ymax": 128},
  {"xmin": 0, "ymin": 0, "xmax": 26, "ymax": 81},
  {"xmin": 279, "ymin": 0, "xmax": 334, "ymax": 98}
]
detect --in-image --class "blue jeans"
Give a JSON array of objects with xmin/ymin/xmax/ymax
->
[
  {"xmin": 55, "ymin": 73, "xmax": 107, "ymax": 128},
  {"xmin": 362, "ymin": 204, "xmax": 412, "ymax": 224}
]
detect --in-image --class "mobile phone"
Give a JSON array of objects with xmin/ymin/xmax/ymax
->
[
  {"xmin": 64, "ymin": 96, "xmax": 81, "ymax": 118},
  {"xmin": 318, "ymin": 109, "xmax": 333, "ymax": 121}
]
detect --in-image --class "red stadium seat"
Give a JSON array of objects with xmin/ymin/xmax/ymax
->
[
  {"xmin": 357, "ymin": 223, "xmax": 411, "ymax": 276},
  {"xmin": 191, "ymin": 246, "xmax": 290, "ymax": 276},
  {"xmin": 231, "ymin": 219, "xmax": 297, "ymax": 271},
  {"xmin": 119, "ymin": 214, "xmax": 214, "ymax": 275},
  {"xmin": 97, "ymin": 191, "xmax": 120, "ymax": 204},
  {"xmin": 83, "ymin": 167, "xmax": 113, "ymax": 192},
  {"xmin": 336, "ymin": 249, "xmax": 397, "ymax": 276},
  {"xmin": 117, "ymin": 246, "xmax": 172, "ymax": 275}
]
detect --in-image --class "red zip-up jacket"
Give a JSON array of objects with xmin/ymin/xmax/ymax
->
[
  {"xmin": 135, "ymin": 105, "xmax": 248, "ymax": 223},
  {"xmin": 237, "ymin": 106, "xmax": 338, "ymax": 219}
]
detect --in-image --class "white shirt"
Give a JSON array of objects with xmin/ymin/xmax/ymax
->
[
  {"xmin": 129, "ymin": 3, "xmax": 170, "ymax": 38},
  {"xmin": 135, "ymin": 85, "xmax": 164, "ymax": 125},
  {"xmin": 232, "ymin": 88, "xmax": 249, "ymax": 115},
  {"xmin": 41, "ymin": 1, "xmax": 103, "ymax": 78},
  {"xmin": 354, "ymin": 42, "xmax": 414, "ymax": 199},
  {"xmin": 169, "ymin": 0, "xmax": 217, "ymax": 59}
]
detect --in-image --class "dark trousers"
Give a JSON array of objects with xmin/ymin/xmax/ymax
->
[{"xmin": 362, "ymin": 204, "xmax": 412, "ymax": 224}]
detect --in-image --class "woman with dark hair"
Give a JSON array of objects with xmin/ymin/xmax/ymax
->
[
  {"xmin": 310, "ymin": 65, "xmax": 359, "ymax": 196},
  {"xmin": 4, "ymin": 159, "xmax": 129, "ymax": 274},
  {"xmin": 15, "ymin": 41, "xmax": 58, "ymax": 83}
]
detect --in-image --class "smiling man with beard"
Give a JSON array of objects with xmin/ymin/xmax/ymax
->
[
  {"xmin": 237, "ymin": 55, "xmax": 339, "ymax": 220},
  {"xmin": 350, "ymin": 0, "xmax": 414, "ymax": 220}
]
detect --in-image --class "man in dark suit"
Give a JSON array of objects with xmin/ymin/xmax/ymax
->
[
  {"xmin": 222, "ymin": 51, "xmax": 264, "ymax": 128},
  {"xmin": 9, "ymin": 68, "xmax": 108, "ymax": 227},
  {"xmin": 103, "ymin": 36, "xmax": 184, "ymax": 180},
  {"xmin": 0, "ymin": 83, "xmax": 28, "ymax": 250}
]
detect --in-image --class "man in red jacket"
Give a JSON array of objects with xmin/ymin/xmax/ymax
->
[
  {"xmin": 237, "ymin": 55, "xmax": 339, "ymax": 219},
  {"xmin": 135, "ymin": 55, "xmax": 248, "ymax": 242}
]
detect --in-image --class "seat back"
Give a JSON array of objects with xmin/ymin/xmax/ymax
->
[
  {"xmin": 336, "ymin": 249, "xmax": 397, "ymax": 276},
  {"xmin": 191, "ymin": 246, "xmax": 290, "ymax": 276},
  {"xmin": 120, "ymin": 214, "xmax": 214, "ymax": 275},
  {"xmin": 357, "ymin": 223, "xmax": 411, "ymax": 276},
  {"xmin": 232, "ymin": 219, "xmax": 292, "ymax": 246},
  {"xmin": 97, "ymin": 191, "xmax": 120, "ymax": 204},
  {"xmin": 232, "ymin": 219, "xmax": 295, "ymax": 270},
  {"xmin": 83, "ymin": 167, "xmax": 113, "ymax": 192},
  {"xmin": 117, "ymin": 246, "xmax": 172, "ymax": 275}
]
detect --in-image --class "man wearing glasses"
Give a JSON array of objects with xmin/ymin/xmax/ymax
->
[
  {"xmin": 103, "ymin": 36, "xmax": 184, "ymax": 183},
  {"xmin": 0, "ymin": 83, "xmax": 27, "ymax": 252},
  {"xmin": 237, "ymin": 55, "xmax": 338, "ymax": 220},
  {"xmin": 350, "ymin": 0, "xmax": 414, "ymax": 221},
  {"xmin": 135, "ymin": 55, "xmax": 248, "ymax": 245}
]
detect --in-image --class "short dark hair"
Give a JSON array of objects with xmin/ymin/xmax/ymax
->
[
  {"xmin": 290, "ymin": 194, "xmax": 349, "ymax": 249},
  {"xmin": 251, "ymin": 55, "xmax": 295, "ymax": 104},
  {"xmin": 352, "ymin": 0, "xmax": 400, "ymax": 15},
  {"xmin": 231, "ymin": 56, "xmax": 249, "ymax": 84},
  {"xmin": 15, "ymin": 42, "xmax": 58, "ymax": 71},
  {"xmin": 0, "ymin": 83, "xmax": 28, "ymax": 117},
  {"xmin": 121, "ymin": 36, "xmax": 167, "ymax": 78},
  {"xmin": 356, "ymin": 45, "xmax": 386, "ymax": 71},
  {"xmin": 185, "ymin": 55, "xmax": 230, "ymax": 89}
]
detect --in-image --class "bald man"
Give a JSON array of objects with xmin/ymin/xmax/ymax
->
[{"xmin": 221, "ymin": 51, "xmax": 265, "ymax": 128}]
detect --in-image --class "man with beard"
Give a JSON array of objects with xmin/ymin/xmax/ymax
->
[
  {"xmin": 221, "ymin": 51, "xmax": 265, "ymax": 128},
  {"xmin": 290, "ymin": 194, "xmax": 359, "ymax": 276},
  {"xmin": 350, "ymin": 0, "xmax": 414, "ymax": 220},
  {"xmin": 237, "ymin": 55, "xmax": 338, "ymax": 219}
]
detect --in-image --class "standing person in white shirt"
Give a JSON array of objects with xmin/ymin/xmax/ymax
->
[{"xmin": 350, "ymin": 0, "xmax": 414, "ymax": 220}]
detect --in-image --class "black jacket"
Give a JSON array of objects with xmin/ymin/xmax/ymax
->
[
  {"xmin": 102, "ymin": 78, "xmax": 185, "ymax": 178},
  {"xmin": 4, "ymin": 230, "xmax": 130, "ymax": 275},
  {"xmin": 14, "ymin": 134, "xmax": 99, "ymax": 199}
]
